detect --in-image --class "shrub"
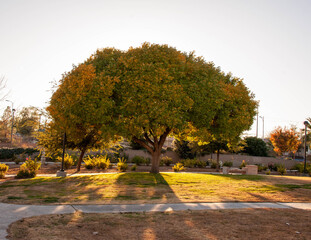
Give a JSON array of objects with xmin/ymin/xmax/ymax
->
[
  {"xmin": 144, "ymin": 157, "xmax": 150, "ymax": 166},
  {"xmin": 131, "ymin": 164, "xmax": 137, "ymax": 171},
  {"xmin": 58, "ymin": 154, "xmax": 74, "ymax": 170},
  {"xmin": 117, "ymin": 158, "xmax": 128, "ymax": 172},
  {"xmin": 96, "ymin": 155, "xmax": 110, "ymax": 170},
  {"xmin": 84, "ymin": 156, "xmax": 96, "ymax": 169},
  {"xmin": 131, "ymin": 156, "xmax": 145, "ymax": 166},
  {"xmin": 24, "ymin": 157, "xmax": 41, "ymax": 173},
  {"xmin": 181, "ymin": 159, "xmax": 196, "ymax": 168},
  {"xmin": 16, "ymin": 157, "xmax": 40, "ymax": 179},
  {"xmin": 210, "ymin": 161, "xmax": 218, "ymax": 169},
  {"xmin": 277, "ymin": 164, "xmax": 286, "ymax": 175},
  {"xmin": 161, "ymin": 156, "xmax": 173, "ymax": 166},
  {"xmin": 266, "ymin": 170, "xmax": 271, "ymax": 175},
  {"xmin": 242, "ymin": 137, "xmax": 268, "ymax": 157},
  {"xmin": 0, "ymin": 148, "xmax": 39, "ymax": 159},
  {"xmin": 0, "ymin": 163, "xmax": 9, "ymax": 178},
  {"xmin": 195, "ymin": 159, "xmax": 207, "ymax": 168},
  {"xmin": 172, "ymin": 162, "xmax": 185, "ymax": 172},
  {"xmin": 223, "ymin": 161, "xmax": 233, "ymax": 167},
  {"xmin": 291, "ymin": 163, "xmax": 304, "ymax": 173},
  {"xmin": 240, "ymin": 160, "xmax": 246, "ymax": 169}
]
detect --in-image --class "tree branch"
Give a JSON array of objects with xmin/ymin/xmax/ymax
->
[
  {"xmin": 159, "ymin": 127, "xmax": 171, "ymax": 148},
  {"xmin": 133, "ymin": 136, "xmax": 153, "ymax": 153}
]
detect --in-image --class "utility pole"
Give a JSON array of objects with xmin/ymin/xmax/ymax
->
[
  {"xmin": 260, "ymin": 116, "xmax": 264, "ymax": 139},
  {"xmin": 5, "ymin": 100, "xmax": 15, "ymax": 144}
]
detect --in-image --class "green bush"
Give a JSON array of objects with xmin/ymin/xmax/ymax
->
[
  {"xmin": 0, "ymin": 148, "xmax": 39, "ymax": 159},
  {"xmin": 242, "ymin": 137, "xmax": 268, "ymax": 157},
  {"xmin": 131, "ymin": 156, "xmax": 145, "ymax": 166},
  {"xmin": 210, "ymin": 161, "xmax": 218, "ymax": 169},
  {"xmin": 266, "ymin": 170, "xmax": 271, "ymax": 175},
  {"xmin": 277, "ymin": 164, "xmax": 286, "ymax": 175},
  {"xmin": 117, "ymin": 158, "xmax": 128, "ymax": 172},
  {"xmin": 181, "ymin": 159, "xmax": 196, "ymax": 168},
  {"xmin": 0, "ymin": 163, "xmax": 9, "ymax": 178},
  {"xmin": 195, "ymin": 159, "xmax": 207, "ymax": 168},
  {"xmin": 172, "ymin": 162, "xmax": 185, "ymax": 172},
  {"xmin": 161, "ymin": 156, "xmax": 173, "ymax": 166},
  {"xmin": 131, "ymin": 164, "xmax": 137, "ymax": 171},
  {"xmin": 223, "ymin": 161, "xmax": 233, "ymax": 167}
]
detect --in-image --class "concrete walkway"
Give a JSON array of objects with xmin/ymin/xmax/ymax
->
[{"xmin": 1, "ymin": 202, "xmax": 311, "ymax": 239}]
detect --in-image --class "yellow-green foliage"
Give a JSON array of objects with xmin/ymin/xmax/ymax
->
[
  {"xmin": 96, "ymin": 155, "xmax": 110, "ymax": 170},
  {"xmin": 277, "ymin": 165, "xmax": 287, "ymax": 175},
  {"xmin": 57, "ymin": 154, "xmax": 74, "ymax": 170},
  {"xmin": 0, "ymin": 163, "xmax": 9, "ymax": 178},
  {"xmin": 117, "ymin": 158, "xmax": 128, "ymax": 172},
  {"xmin": 172, "ymin": 162, "xmax": 185, "ymax": 172},
  {"xmin": 84, "ymin": 155, "xmax": 111, "ymax": 170},
  {"xmin": 24, "ymin": 157, "xmax": 41, "ymax": 172},
  {"xmin": 16, "ymin": 157, "xmax": 40, "ymax": 179}
]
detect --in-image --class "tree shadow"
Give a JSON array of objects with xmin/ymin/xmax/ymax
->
[{"xmin": 114, "ymin": 172, "xmax": 181, "ymax": 204}]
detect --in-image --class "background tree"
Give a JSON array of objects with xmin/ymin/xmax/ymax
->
[
  {"xmin": 270, "ymin": 126, "xmax": 301, "ymax": 158},
  {"xmin": 242, "ymin": 137, "xmax": 268, "ymax": 157},
  {"xmin": 0, "ymin": 106, "xmax": 12, "ymax": 142},
  {"xmin": 15, "ymin": 106, "xmax": 40, "ymax": 138}
]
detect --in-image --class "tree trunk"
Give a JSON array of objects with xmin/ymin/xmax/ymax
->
[
  {"xmin": 150, "ymin": 149, "xmax": 161, "ymax": 174},
  {"xmin": 76, "ymin": 148, "xmax": 87, "ymax": 172}
]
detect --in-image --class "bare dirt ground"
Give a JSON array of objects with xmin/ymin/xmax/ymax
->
[{"xmin": 7, "ymin": 208, "xmax": 311, "ymax": 240}]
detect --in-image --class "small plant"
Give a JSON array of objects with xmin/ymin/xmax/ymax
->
[
  {"xmin": 84, "ymin": 156, "xmax": 96, "ymax": 169},
  {"xmin": 58, "ymin": 154, "xmax": 74, "ymax": 170},
  {"xmin": 266, "ymin": 169, "xmax": 271, "ymax": 175},
  {"xmin": 16, "ymin": 157, "xmax": 40, "ymax": 179},
  {"xmin": 240, "ymin": 160, "xmax": 246, "ymax": 169},
  {"xmin": 277, "ymin": 165, "xmax": 286, "ymax": 175},
  {"xmin": 172, "ymin": 162, "xmax": 185, "ymax": 172},
  {"xmin": 161, "ymin": 156, "xmax": 173, "ymax": 166},
  {"xmin": 181, "ymin": 159, "xmax": 196, "ymax": 168},
  {"xmin": 131, "ymin": 156, "xmax": 145, "ymax": 166},
  {"xmin": 96, "ymin": 155, "xmax": 110, "ymax": 170},
  {"xmin": 0, "ymin": 163, "xmax": 9, "ymax": 178},
  {"xmin": 210, "ymin": 161, "xmax": 218, "ymax": 169},
  {"xmin": 144, "ymin": 157, "xmax": 151, "ymax": 166},
  {"xmin": 117, "ymin": 158, "xmax": 128, "ymax": 172},
  {"xmin": 223, "ymin": 161, "xmax": 233, "ymax": 167},
  {"xmin": 195, "ymin": 160, "xmax": 207, "ymax": 168},
  {"xmin": 131, "ymin": 164, "xmax": 137, "ymax": 171}
]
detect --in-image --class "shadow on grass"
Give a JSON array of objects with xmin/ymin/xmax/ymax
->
[{"xmin": 114, "ymin": 173, "xmax": 181, "ymax": 203}]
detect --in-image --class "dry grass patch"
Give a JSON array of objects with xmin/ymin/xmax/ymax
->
[
  {"xmin": 0, "ymin": 173, "xmax": 311, "ymax": 204},
  {"xmin": 8, "ymin": 209, "xmax": 311, "ymax": 240}
]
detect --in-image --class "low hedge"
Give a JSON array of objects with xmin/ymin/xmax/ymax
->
[{"xmin": 0, "ymin": 148, "xmax": 39, "ymax": 159}]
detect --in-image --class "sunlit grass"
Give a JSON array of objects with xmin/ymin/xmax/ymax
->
[{"xmin": 0, "ymin": 173, "xmax": 310, "ymax": 204}]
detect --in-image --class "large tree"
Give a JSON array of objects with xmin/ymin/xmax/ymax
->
[{"xmin": 48, "ymin": 43, "xmax": 257, "ymax": 173}]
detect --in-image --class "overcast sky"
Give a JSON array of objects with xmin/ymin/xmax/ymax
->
[{"xmin": 0, "ymin": 0, "xmax": 310, "ymax": 137}]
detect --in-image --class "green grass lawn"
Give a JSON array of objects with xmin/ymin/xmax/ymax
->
[{"xmin": 1, "ymin": 173, "xmax": 311, "ymax": 204}]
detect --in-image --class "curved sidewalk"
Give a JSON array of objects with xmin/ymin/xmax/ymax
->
[{"xmin": 1, "ymin": 202, "xmax": 311, "ymax": 239}]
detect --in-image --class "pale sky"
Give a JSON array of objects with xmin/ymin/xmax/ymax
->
[{"xmin": 0, "ymin": 0, "xmax": 310, "ymax": 137}]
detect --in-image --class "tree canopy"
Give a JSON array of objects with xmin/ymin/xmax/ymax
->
[
  {"xmin": 46, "ymin": 43, "xmax": 257, "ymax": 173},
  {"xmin": 270, "ymin": 126, "xmax": 301, "ymax": 158}
]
